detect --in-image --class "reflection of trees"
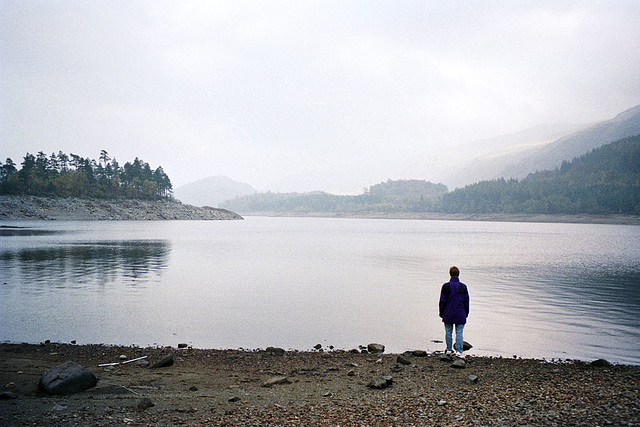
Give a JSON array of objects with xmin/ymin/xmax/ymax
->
[{"xmin": 0, "ymin": 241, "xmax": 170, "ymax": 288}]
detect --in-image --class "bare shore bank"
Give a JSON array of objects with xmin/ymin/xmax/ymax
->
[
  {"xmin": 1, "ymin": 342, "xmax": 638, "ymax": 426},
  {"xmin": 0, "ymin": 195, "xmax": 243, "ymax": 221},
  {"xmin": 245, "ymin": 211, "xmax": 640, "ymax": 225}
]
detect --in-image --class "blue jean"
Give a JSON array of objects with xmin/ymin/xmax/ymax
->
[{"xmin": 444, "ymin": 323, "xmax": 465, "ymax": 353}]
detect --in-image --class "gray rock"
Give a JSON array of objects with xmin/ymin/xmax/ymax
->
[
  {"xmin": 150, "ymin": 354, "xmax": 174, "ymax": 369},
  {"xmin": 591, "ymin": 359, "xmax": 611, "ymax": 367},
  {"xmin": 228, "ymin": 396, "xmax": 241, "ymax": 402},
  {"xmin": 412, "ymin": 350, "xmax": 428, "ymax": 357},
  {"xmin": 422, "ymin": 365, "xmax": 435, "ymax": 373},
  {"xmin": 397, "ymin": 354, "xmax": 412, "ymax": 365},
  {"xmin": 467, "ymin": 374, "xmax": 479, "ymax": 384},
  {"xmin": 138, "ymin": 397, "xmax": 155, "ymax": 410},
  {"xmin": 262, "ymin": 376, "xmax": 291, "ymax": 387},
  {"xmin": 178, "ymin": 343, "xmax": 188, "ymax": 349},
  {"xmin": 367, "ymin": 343, "xmax": 385, "ymax": 354},
  {"xmin": 367, "ymin": 375, "xmax": 393, "ymax": 389},
  {"xmin": 451, "ymin": 358, "xmax": 466, "ymax": 369},
  {"xmin": 439, "ymin": 353, "xmax": 454, "ymax": 362},
  {"xmin": 265, "ymin": 346, "xmax": 285, "ymax": 356},
  {"xmin": 437, "ymin": 399, "xmax": 447, "ymax": 406},
  {"xmin": 38, "ymin": 361, "xmax": 98, "ymax": 395},
  {"xmin": 391, "ymin": 364, "xmax": 404, "ymax": 373}
]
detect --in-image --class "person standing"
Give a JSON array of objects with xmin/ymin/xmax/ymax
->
[{"xmin": 439, "ymin": 266, "xmax": 470, "ymax": 358}]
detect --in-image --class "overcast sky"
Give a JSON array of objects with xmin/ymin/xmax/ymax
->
[{"xmin": 2, "ymin": 1, "xmax": 640, "ymax": 193}]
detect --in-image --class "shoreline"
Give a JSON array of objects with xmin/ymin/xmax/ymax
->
[
  {"xmin": 0, "ymin": 195, "xmax": 243, "ymax": 221},
  {"xmin": 1, "ymin": 342, "xmax": 638, "ymax": 426},
  {"xmin": 242, "ymin": 211, "xmax": 640, "ymax": 225}
]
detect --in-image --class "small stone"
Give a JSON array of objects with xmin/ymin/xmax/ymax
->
[
  {"xmin": 422, "ymin": 365, "xmax": 435, "ymax": 373},
  {"xmin": 391, "ymin": 364, "xmax": 404, "ymax": 372},
  {"xmin": 347, "ymin": 369, "xmax": 355, "ymax": 377},
  {"xmin": 437, "ymin": 399, "xmax": 447, "ymax": 406},
  {"xmin": 150, "ymin": 354, "xmax": 174, "ymax": 369},
  {"xmin": 367, "ymin": 343, "xmax": 385, "ymax": 354},
  {"xmin": 397, "ymin": 354, "xmax": 412, "ymax": 365},
  {"xmin": 314, "ymin": 344, "xmax": 322, "ymax": 350},
  {"xmin": 265, "ymin": 347, "xmax": 285, "ymax": 356},
  {"xmin": 228, "ymin": 396, "xmax": 240, "ymax": 402},
  {"xmin": 467, "ymin": 374, "xmax": 479, "ymax": 384},
  {"xmin": 138, "ymin": 398, "xmax": 155, "ymax": 410},
  {"xmin": 189, "ymin": 386, "xmax": 198, "ymax": 391},
  {"xmin": 119, "ymin": 355, "xmax": 128, "ymax": 360},
  {"xmin": 4, "ymin": 382, "xmax": 15, "ymax": 389},
  {"xmin": 591, "ymin": 359, "xmax": 611, "ymax": 367},
  {"xmin": 262, "ymin": 376, "xmax": 291, "ymax": 387},
  {"xmin": 367, "ymin": 375, "xmax": 393, "ymax": 389},
  {"xmin": 440, "ymin": 353, "xmax": 454, "ymax": 362},
  {"xmin": 323, "ymin": 391, "xmax": 333, "ymax": 397},
  {"xmin": 412, "ymin": 350, "xmax": 428, "ymax": 357},
  {"xmin": 451, "ymin": 359, "xmax": 466, "ymax": 369},
  {"xmin": 178, "ymin": 343, "xmax": 188, "ymax": 349}
]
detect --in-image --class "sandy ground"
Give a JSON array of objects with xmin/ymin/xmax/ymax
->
[{"xmin": 1, "ymin": 342, "xmax": 638, "ymax": 426}]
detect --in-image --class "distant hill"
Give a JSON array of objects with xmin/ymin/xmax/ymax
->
[
  {"xmin": 220, "ymin": 179, "xmax": 447, "ymax": 214},
  {"xmin": 439, "ymin": 104, "xmax": 640, "ymax": 188},
  {"xmin": 439, "ymin": 123, "xmax": 587, "ymax": 188},
  {"xmin": 174, "ymin": 176, "xmax": 256, "ymax": 207},
  {"xmin": 439, "ymin": 134, "xmax": 640, "ymax": 215},
  {"xmin": 500, "ymin": 104, "xmax": 640, "ymax": 180}
]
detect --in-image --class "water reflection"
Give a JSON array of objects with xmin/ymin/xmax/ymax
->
[{"xmin": 0, "ymin": 240, "xmax": 170, "ymax": 291}]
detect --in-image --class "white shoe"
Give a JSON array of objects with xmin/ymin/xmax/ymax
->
[{"xmin": 456, "ymin": 352, "xmax": 465, "ymax": 360}]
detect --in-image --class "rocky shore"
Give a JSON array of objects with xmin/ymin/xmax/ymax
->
[
  {"xmin": 0, "ymin": 195, "xmax": 243, "ymax": 221},
  {"xmin": 1, "ymin": 342, "xmax": 638, "ymax": 426}
]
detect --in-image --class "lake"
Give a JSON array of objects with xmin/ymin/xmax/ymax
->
[{"xmin": 1, "ymin": 217, "xmax": 639, "ymax": 364}]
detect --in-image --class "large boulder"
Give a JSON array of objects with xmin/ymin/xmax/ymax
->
[{"xmin": 39, "ymin": 361, "xmax": 98, "ymax": 395}]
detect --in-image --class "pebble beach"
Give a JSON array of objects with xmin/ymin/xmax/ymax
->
[{"xmin": 1, "ymin": 342, "xmax": 638, "ymax": 426}]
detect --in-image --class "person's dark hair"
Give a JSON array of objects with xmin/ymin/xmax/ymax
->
[{"xmin": 449, "ymin": 266, "xmax": 460, "ymax": 277}]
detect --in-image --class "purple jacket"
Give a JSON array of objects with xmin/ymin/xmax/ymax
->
[{"xmin": 439, "ymin": 277, "xmax": 469, "ymax": 324}]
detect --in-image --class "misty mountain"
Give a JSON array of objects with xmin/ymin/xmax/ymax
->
[
  {"xmin": 440, "ymin": 134, "xmax": 640, "ymax": 215},
  {"xmin": 436, "ymin": 122, "xmax": 587, "ymax": 188},
  {"xmin": 174, "ymin": 176, "xmax": 256, "ymax": 207},
  {"xmin": 442, "ymin": 104, "xmax": 640, "ymax": 188}
]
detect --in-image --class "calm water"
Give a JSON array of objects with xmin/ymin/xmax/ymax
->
[{"xmin": 1, "ymin": 217, "xmax": 639, "ymax": 364}]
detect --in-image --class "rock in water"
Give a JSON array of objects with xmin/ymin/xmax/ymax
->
[
  {"xmin": 367, "ymin": 343, "xmax": 385, "ymax": 354},
  {"xmin": 150, "ymin": 354, "xmax": 174, "ymax": 369},
  {"xmin": 265, "ymin": 346, "xmax": 285, "ymax": 356},
  {"xmin": 591, "ymin": 359, "xmax": 611, "ymax": 367},
  {"xmin": 39, "ymin": 361, "xmax": 98, "ymax": 395}
]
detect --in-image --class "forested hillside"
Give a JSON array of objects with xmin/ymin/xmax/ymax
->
[
  {"xmin": 0, "ymin": 151, "xmax": 172, "ymax": 199},
  {"xmin": 221, "ymin": 179, "xmax": 448, "ymax": 214},
  {"xmin": 439, "ymin": 134, "xmax": 640, "ymax": 215}
]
